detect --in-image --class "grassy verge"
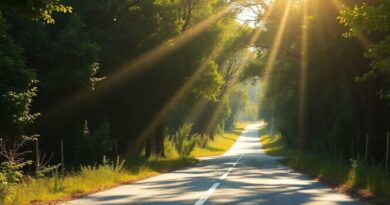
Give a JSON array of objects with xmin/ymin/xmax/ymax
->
[
  {"xmin": 3, "ymin": 157, "xmax": 196, "ymax": 205},
  {"xmin": 3, "ymin": 123, "xmax": 248, "ymax": 205},
  {"xmin": 191, "ymin": 122, "xmax": 247, "ymax": 157},
  {"xmin": 259, "ymin": 128, "xmax": 390, "ymax": 204}
]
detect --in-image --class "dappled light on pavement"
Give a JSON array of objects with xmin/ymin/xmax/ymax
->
[{"xmin": 63, "ymin": 124, "xmax": 362, "ymax": 205}]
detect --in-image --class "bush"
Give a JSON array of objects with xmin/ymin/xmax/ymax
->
[
  {"xmin": 196, "ymin": 134, "xmax": 209, "ymax": 148},
  {"xmin": 170, "ymin": 123, "xmax": 198, "ymax": 158},
  {"xmin": 0, "ymin": 136, "xmax": 35, "ymax": 204},
  {"xmin": 73, "ymin": 121, "xmax": 113, "ymax": 165}
]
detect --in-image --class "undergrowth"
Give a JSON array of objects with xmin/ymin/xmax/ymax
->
[{"xmin": 259, "ymin": 128, "xmax": 390, "ymax": 199}]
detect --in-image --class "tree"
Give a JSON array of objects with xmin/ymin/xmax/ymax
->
[
  {"xmin": 339, "ymin": 0, "xmax": 390, "ymax": 101},
  {"xmin": 239, "ymin": 0, "xmax": 390, "ymax": 162},
  {"xmin": 0, "ymin": 0, "xmax": 72, "ymax": 23},
  {"xmin": 0, "ymin": 13, "xmax": 39, "ymax": 139}
]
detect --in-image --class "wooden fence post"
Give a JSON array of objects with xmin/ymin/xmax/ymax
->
[
  {"xmin": 35, "ymin": 139, "xmax": 40, "ymax": 172},
  {"xmin": 60, "ymin": 139, "xmax": 64, "ymax": 170},
  {"xmin": 386, "ymin": 132, "xmax": 389, "ymax": 172},
  {"xmin": 365, "ymin": 133, "xmax": 369, "ymax": 162}
]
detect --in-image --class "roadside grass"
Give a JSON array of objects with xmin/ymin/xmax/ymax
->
[
  {"xmin": 2, "ymin": 123, "xmax": 248, "ymax": 205},
  {"xmin": 259, "ymin": 127, "xmax": 390, "ymax": 201},
  {"xmin": 2, "ymin": 157, "xmax": 196, "ymax": 205},
  {"xmin": 191, "ymin": 122, "xmax": 247, "ymax": 157}
]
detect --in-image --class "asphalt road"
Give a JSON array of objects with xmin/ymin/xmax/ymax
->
[{"xmin": 62, "ymin": 124, "xmax": 364, "ymax": 205}]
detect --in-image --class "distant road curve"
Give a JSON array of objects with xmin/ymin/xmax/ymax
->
[{"xmin": 62, "ymin": 124, "xmax": 363, "ymax": 205}]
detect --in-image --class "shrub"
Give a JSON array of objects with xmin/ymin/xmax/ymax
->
[
  {"xmin": 0, "ymin": 136, "xmax": 35, "ymax": 203},
  {"xmin": 196, "ymin": 134, "xmax": 209, "ymax": 148},
  {"xmin": 73, "ymin": 121, "xmax": 113, "ymax": 165},
  {"xmin": 171, "ymin": 123, "xmax": 198, "ymax": 158}
]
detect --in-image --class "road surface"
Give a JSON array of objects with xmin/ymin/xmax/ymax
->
[{"xmin": 62, "ymin": 124, "xmax": 363, "ymax": 205}]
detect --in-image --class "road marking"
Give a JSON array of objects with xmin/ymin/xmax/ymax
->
[
  {"xmin": 194, "ymin": 154, "xmax": 244, "ymax": 205},
  {"xmin": 235, "ymin": 154, "xmax": 244, "ymax": 164},
  {"xmin": 219, "ymin": 172, "xmax": 229, "ymax": 180},
  {"xmin": 194, "ymin": 182, "xmax": 220, "ymax": 205}
]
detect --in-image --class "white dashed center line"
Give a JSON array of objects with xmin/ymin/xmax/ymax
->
[{"xmin": 193, "ymin": 154, "xmax": 244, "ymax": 205}]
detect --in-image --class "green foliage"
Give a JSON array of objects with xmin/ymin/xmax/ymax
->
[
  {"xmin": 195, "ymin": 134, "xmax": 209, "ymax": 148},
  {"xmin": 0, "ymin": 0, "xmax": 250, "ymax": 202},
  {"xmin": 0, "ymin": 13, "xmax": 39, "ymax": 138},
  {"xmin": 0, "ymin": 160, "xmax": 31, "ymax": 202},
  {"xmin": 261, "ymin": 130, "xmax": 390, "ymax": 199},
  {"xmin": 35, "ymin": 163, "xmax": 61, "ymax": 178},
  {"xmin": 338, "ymin": 2, "xmax": 390, "ymax": 37},
  {"xmin": 170, "ymin": 123, "xmax": 198, "ymax": 158},
  {"xmin": 241, "ymin": 0, "xmax": 390, "ymax": 159},
  {"xmin": 339, "ymin": 1, "xmax": 390, "ymax": 82},
  {"xmin": 0, "ymin": 136, "xmax": 36, "ymax": 203},
  {"xmin": 1, "ymin": 161, "xmax": 31, "ymax": 185},
  {"xmin": 43, "ymin": 14, "xmax": 102, "ymax": 92},
  {"xmin": 0, "ymin": 172, "xmax": 6, "ymax": 200},
  {"xmin": 0, "ymin": 0, "xmax": 72, "ymax": 23},
  {"xmin": 73, "ymin": 121, "xmax": 113, "ymax": 165},
  {"xmin": 225, "ymin": 88, "xmax": 249, "ymax": 130},
  {"xmin": 192, "ymin": 60, "xmax": 224, "ymax": 101},
  {"xmin": 49, "ymin": 169, "xmax": 65, "ymax": 193}
]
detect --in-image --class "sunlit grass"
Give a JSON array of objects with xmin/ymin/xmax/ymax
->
[
  {"xmin": 192, "ymin": 122, "xmax": 247, "ymax": 157},
  {"xmin": 2, "ymin": 157, "xmax": 196, "ymax": 205},
  {"xmin": 2, "ymin": 123, "xmax": 247, "ymax": 205},
  {"xmin": 259, "ymin": 127, "xmax": 390, "ymax": 201},
  {"xmin": 259, "ymin": 132, "xmax": 288, "ymax": 155}
]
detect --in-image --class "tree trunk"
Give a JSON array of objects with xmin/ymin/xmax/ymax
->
[
  {"xmin": 144, "ymin": 137, "xmax": 152, "ymax": 158},
  {"xmin": 154, "ymin": 122, "xmax": 166, "ymax": 158}
]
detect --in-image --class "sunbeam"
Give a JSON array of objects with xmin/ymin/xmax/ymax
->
[
  {"xmin": 40, "ymin": 5, "xmax": 234, "ymax": 123},
  {"xmin": 204, "ymin": 30, "xmax": 261, "ymax": 135},
  {"xmin": 206, "ymin": 6, "xmax": 273, "ymax": 135},
  {"xmin": 135, "ymin": 2, "xmax": 275, "ymax": 149},
  {"xmin": 134, "ymin": 35, "xmax": 232, "ymax": 147},
  {"xmin": 260, "ymin": 0, "xmax": 293, "ymax": 94},
  {"xmin": 202, "ymin": 3, "xmax": 276, "ymax": 136},
  {"xmin": 298, "ymin": 0, "xmax": 308, "ymax": 148}
]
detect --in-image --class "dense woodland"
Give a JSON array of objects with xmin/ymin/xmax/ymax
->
[
  {"xmin": 0, "ymin": 0, "xmax": 256, "ymax": 166},
  {"xmin": 0, "ymin": 0, "xmax": 389, "ymax": 171},
  {"xmin": 244, "ymin": 0, "xmax": 390, "ymax": 163}
]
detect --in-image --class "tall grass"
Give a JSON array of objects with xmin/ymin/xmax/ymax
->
[
  {"xmin": 260, "ymin": 131, "xmax": 390, "ymax": 199},
  {"xmin": 1, "ymin": 123, "xmax": 247, "ymax": 205},
  {"xmin": 1, "ymin": 156, "xmax": 196, "ymax": 205}
]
